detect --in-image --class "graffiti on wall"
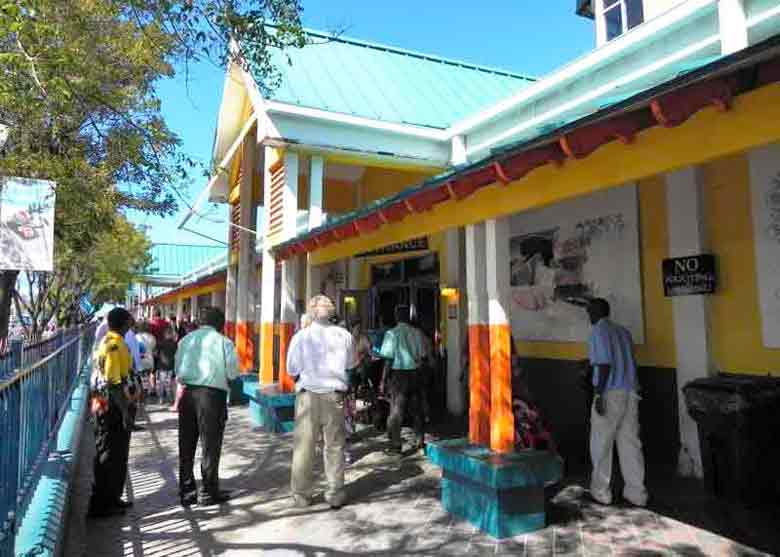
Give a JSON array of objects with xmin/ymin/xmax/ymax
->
[{"xmin": 509, "ymin": 184, "xmax": 644, "ymax": 343}]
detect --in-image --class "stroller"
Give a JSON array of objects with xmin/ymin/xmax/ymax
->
[{"xmin": 353, "ymin": 356, "xmax": 389, "ymax": 431}]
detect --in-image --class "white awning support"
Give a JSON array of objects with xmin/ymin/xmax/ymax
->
[{"xmin": 177, "ymin": 113, "xmax": 257, "ymax": 230}]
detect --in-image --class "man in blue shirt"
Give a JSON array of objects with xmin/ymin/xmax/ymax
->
[
  {"xmin": 379, "ymin": 305, "xmax": 426, "ymax": 455},
  {"xmin": 587, "ymin": 298, "xmax": 648, "ymax": 507},
  {"xmin": 176, "ymin": 307, "xmax": 239, "ymax": 507}
]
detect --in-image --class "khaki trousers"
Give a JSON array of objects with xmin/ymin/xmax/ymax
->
[
  {"xmin": 590, "ymin": 389, "xmax": 648, "ymax": 506},
  {"xmin": 291, "ymin": 390, "xmax": 346, "ymax": 505}
]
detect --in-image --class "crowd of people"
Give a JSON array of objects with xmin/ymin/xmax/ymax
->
[{"xmin": 86, "ymin": 295, "xmax": 647, "ymax": 517}]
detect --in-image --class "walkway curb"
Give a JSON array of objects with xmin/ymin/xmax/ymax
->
[{"xmin": 14, "ymin": 372, "xmax": 90, "ymax": 557}]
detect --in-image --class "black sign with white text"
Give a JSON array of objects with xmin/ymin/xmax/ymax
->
[
  {"xmin": 662, "ymin": 254, "xmax": 717, "ymax": 296},
  {"xmin": 356, "ymin": 237, "xmax": 429, "ymax": 258}
]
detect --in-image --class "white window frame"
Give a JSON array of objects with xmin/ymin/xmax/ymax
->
[{"xmin": 598, "ymin": 0, "xmax": 644, "ymax": 44}]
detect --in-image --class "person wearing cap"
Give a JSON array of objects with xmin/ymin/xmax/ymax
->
[
  {"xmin": 586, "ymin": 298, "xmax": 648, "ymax": 507},
  {"xmin": 175, "ymin": 307, "xmax": 239, "ymax": 506},
  {"xmin": 379, "ymin": 304, "xmax": 427, "ymax": 454},
  {"xmin": 287, "ymin": 295, "xmax": 357, "ymax": 509},
  {"xmin": 89, "ymin": 307, "xmax": 134, "ymax": 517}
]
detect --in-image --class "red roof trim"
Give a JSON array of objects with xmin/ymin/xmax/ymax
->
[
  {"xmin": 273, "ymin": 53, "xmax": 778, "ymax": 262},
  {"xmin": 559, "ymin": 112, "xmax": 648, "ymax": 159},
  {"xmin": 651, "ymin": 77, "xmax": 736, "ymax": 127}
]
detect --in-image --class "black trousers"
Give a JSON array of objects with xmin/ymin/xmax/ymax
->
[
  {"xmin": 178, "ymin": 385, "xmax": 228, "ymax": 498},
  {"xmin": 90, "ymin": 401, "xmax": 131, "ymax": 512},
  {"xmin": 387, "ymin": 370, "xmax": 425, "ymax": 449}
]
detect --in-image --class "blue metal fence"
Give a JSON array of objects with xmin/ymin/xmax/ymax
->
[{"xmin": 0, "ymin": 325, "xmax": 95, "ymax": 557}]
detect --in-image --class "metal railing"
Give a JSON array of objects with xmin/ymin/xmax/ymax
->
[
  {"xmin": 0, "ymin": 329, "xmax": 80, "ymax": 381},
  {"xmin": 0, "ymin": 324, "xmax": 95, "ymax": 557}
]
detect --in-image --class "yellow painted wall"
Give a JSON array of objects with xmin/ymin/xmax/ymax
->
[
  {"xmin": 703, "ymin": 154, "xmax": 780, "ymax": 376},
  {"xmin": 324, "ymin": 179, "xmax": 356, "ymax": 213},
  {"xmin": 516, "ymin": 176, "xmax": 676, "ymax": 368},
  {"xmin": 362, "ymin": 167, "xmax": 435, "ymax": 204}
]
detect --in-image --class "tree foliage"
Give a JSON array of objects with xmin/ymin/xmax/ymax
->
[{"xmin": 0, "ymin": 0, "xmax": 305, "ymax": 335}]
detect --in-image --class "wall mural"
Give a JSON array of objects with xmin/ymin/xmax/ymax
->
[
  {"xmin": 508, "ymin": 183, "xmax": 644, "ymax": 343},
  {"xmin": 749, "ymin": 143, "xmax": 780, "ymax": 349}
]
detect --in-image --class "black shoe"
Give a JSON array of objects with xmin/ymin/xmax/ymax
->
[
  {"xmin": 114, "ymin": 498, "xmax": 133, "ymax": 509},
  {"xmin": 180, "ymin": 493, "xmax": 197, "ymax": 507},
  {"xmin": 131, "ymin": 424, "xmax": 146, "ymax": 432},
  {"xmin": 198, "ymin": 490, "xmax": 231, "ymax": 506}
]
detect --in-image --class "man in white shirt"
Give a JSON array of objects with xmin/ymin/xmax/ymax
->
[{"xmin": 287, "ymin": 295, "xmax": 357, "ymax": 509}]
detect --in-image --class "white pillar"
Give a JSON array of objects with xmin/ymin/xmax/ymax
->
[
  {"xmin": 718, "ymin": 0, "xmax": 748, "ymax": 55},
  {"xmin": 666, "ymin": 166, "xmax": 713, "ymax": 478},
  {"xmin": 211, "ymin": 290, "xmax": 225, "ymax": 311},
  {"xmin": 594, "ymin": 0, "xmax": 608, "ymax": 47},
  {"xmin": 484, "ymin": 217, "xmax": 514, "ymax": 453},
  {"xmin": 308, "ymin": 155, "xmax": 324, "ymax": 230},
  {"xmin": 306, "ymin": 155, "xmax": 325, "ymax": 301},
  {"xmin": 259, "ymin": 146, "xmax": 277, "ymax": 384},
  {"xmin": 466, "ymin": 223, "xmax": 490, "ymax": 445},
  {"xmin": 278, "ymin": 152, "xmax": 300, "ymax": 392},
  {"xmin": 280, "ymin": 152, "xmax": 300, "ymax": 327},
  {"xmin": 190, "ymin": 295, "xmax": 199, "ymax": 323},
  {"xmin": 236, "ymin": 132, "xmax": 259, "ymax": 372},
  {"xmin": 451, "ymin": 135, "xmax": 467, "ymax": 166},
  {"xmin": 445, "ymin": 228, "xmax": 466, "ymax": 416},
  {"xmin": 176, "ymin": 297, "xmax": 184, "ymax": 323}
]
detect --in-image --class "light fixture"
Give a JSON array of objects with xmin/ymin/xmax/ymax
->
[
  {"xmin": 440, "ymin": 287, "xmax": 459, "ymax": 300},
  {"xmin": 344, "ymin": 296, "xmax": 356, "ymax": 305}
]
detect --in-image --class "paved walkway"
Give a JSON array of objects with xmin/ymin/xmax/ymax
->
[{"xmin": 63, "ymin": 404, "xmax": 774, "ymax": 556}]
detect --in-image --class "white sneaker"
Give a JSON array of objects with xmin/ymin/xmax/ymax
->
[{"xmin": 589, "ymin": 490, "xmax": 612, "ymax": 505}]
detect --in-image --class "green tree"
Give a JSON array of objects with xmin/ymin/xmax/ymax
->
[{"xmin": 0, "ymin": 0, "xmax": 306, "ymax": 340}]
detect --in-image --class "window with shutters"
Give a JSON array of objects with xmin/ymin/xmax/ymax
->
[
  {"xmin": 267, "ymin": 160, "xmax": 286, "ymax": 244},
  {"xmin": 229, "ymin": 202, "xmax": 240, "ymax": 253}
]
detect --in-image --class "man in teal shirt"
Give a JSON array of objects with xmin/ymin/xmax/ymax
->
[
  {"xmin": 380, "ymin": 305, "xmax": 426, "ymax": 454},
  {"xmin": 175, "ymin": 307, "xmax": 239, "ymax": 506}
]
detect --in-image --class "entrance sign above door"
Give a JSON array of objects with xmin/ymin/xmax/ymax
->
[
  {"xmin": 662, "ymin": 255, "xmax": 717, "ymax": 297},
  {"xmin": 356, "ymin": 237, "xmax": 429, "ymax": 258}
]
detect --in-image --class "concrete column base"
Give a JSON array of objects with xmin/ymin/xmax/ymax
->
[{"xmin": 427, "ymin": 439, "xmax": 563, "ymax": 539}]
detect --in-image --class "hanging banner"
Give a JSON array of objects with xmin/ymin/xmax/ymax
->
[{"xmin": 0, "ymin": 177, "xmax": 57, "ymax": 271}]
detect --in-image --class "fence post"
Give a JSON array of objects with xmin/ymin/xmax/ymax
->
[{"xmin": 10, "ymin": 339, "xmax": 22, "ymax": 371}]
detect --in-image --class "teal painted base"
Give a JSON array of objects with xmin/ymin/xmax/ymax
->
[
  {"xmin": 428, "ymin": 438, "xmax": 563, "ymax": 539},
  {"xmin": 243, "ymin": 381, "xmax": 296, "ymax": 434}
]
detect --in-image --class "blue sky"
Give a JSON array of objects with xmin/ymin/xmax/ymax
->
[{"xmin": 130, "ymin": 1, "xmax": 596, "ymax": 246}]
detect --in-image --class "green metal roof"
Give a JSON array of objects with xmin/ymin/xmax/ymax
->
[
  {"xmin": 262, "ymin": 30, "xmax": 535, "ymax": 129},
  {"xmin": 273, "ymin": 33, "xmax": 780, "ymax": 256},
  {"xmin": 143, "ymin": 244, "xmax": 225, "ymax": 280}
]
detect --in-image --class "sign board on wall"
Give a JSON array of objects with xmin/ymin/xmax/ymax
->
[
  {"xmin": 508, "ymin": 183, "xmax": 644, "ymax": 343},
  {"xmin": 749, "ymin": 143, "xmax": 780, "ymax": 348},
  {"xmin": 0, "ymin": 177, "xmax": 56, "ymax": 272},
  {"xmin": 662, "ymin": 255, "xmax": 717, "ymax": 296},
  {"xmin": 356, "ymin": 237, "xmax": 428, "ymax": 258}
]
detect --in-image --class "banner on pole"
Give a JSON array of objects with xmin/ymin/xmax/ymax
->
[{"xmin": 0, "ymin": 177, "xmax": 56, "ymax": 272}]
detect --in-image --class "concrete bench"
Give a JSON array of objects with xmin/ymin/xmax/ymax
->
[
  {"xmin": 243, "ymin": 378, "xmax": 296, "ymax": 433},
  {"xmin": 427, "ymin": 438, "xmax": 564, "ymax": 539}
]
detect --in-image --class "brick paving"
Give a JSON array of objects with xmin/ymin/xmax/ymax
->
[{"xmin": 62, "ymin": 404, "xmax": 774, "ymax": 556}]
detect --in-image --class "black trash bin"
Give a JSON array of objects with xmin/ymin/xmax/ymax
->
[{"xmin": 683, "ymin": 374, "xmax": 780, "ymax": 506}]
